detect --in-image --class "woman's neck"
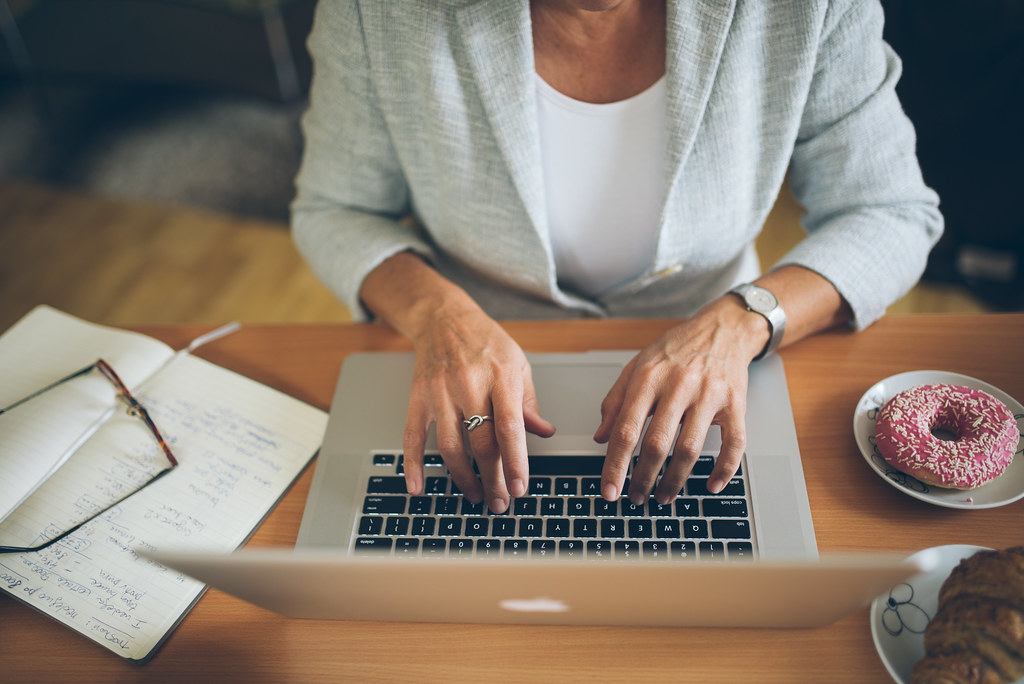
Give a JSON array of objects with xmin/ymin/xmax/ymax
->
[{"xmin": 530, "ymin": 0, "xmax": 666, "ymax": 104}]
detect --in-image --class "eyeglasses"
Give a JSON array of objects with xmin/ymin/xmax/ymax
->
[{"xmin": 0, "ymin": 360, "xmax": 178, "ymax": 553}]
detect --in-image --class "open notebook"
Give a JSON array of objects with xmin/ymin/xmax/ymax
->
[{"xmin": 0, "ymin": 307, "xmax": 327, "ymax": 662}]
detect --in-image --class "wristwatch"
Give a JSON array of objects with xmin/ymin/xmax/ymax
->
[{"xmin": 728, "ymin": 283, "xmax": 786, "ymax": 360}]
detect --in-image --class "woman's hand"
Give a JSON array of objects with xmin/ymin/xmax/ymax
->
[
  {"xmin": 596, "ymin": 296, "xmax": 769, "ymax": 505},
  {"xmin": 402, "ymin": 302, "xmax": 556, "ymax": 514},
  {"xmin": 358, "ymin": 251, "xmax": 555, "ymax": 515}
]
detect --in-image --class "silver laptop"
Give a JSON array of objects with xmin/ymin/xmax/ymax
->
[
  {"xmin": 295, "ymin": 350, "xmax": 816, "ymax": 560},
  {"xmin": 143, "ymin": 351, "xmax": 931, "ymax": 628}
]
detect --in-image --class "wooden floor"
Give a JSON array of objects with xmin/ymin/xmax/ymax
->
[{"xmin": 0, "ymin": 178, "xmax": 991, "ymax": 333}]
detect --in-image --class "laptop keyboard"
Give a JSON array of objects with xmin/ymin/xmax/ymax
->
[{"xmin": 354, "ymin": 453, "xmax": 755, "ymax": 561}]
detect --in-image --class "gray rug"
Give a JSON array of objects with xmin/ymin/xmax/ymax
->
[{"xmin": 0, "ymin": 81, "xmax": 305, "ymax": 223}]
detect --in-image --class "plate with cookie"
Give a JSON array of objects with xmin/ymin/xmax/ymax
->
[
  {"xmin": 854, "ymin": 370, "xmax": 1024, "ymax": 509},
  {"xmin": 870, "ymin": 544, "xmax": 1024, "ymax": 684}
]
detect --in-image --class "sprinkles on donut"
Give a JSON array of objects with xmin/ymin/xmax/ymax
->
[{"xmin": 874, "ymin": 383, "xmax": 1019, "ymax": 490}]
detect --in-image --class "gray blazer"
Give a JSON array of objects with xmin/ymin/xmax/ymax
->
[{"xmin": 292, "ymin": 0, "xmax": 942, "ymax": 327}]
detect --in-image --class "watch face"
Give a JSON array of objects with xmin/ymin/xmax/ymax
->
[{"xmin": 746, "ymin": 288, "xmax": 777, "ymax": 312}]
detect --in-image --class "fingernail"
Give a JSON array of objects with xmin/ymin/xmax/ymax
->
[
  {"xmin": 707, "ymin": 479, "xmax": 723, "ymax": 494},
  {"xmin": 602, "ymin": 483, "xmax": 618, "ymax": 501},
  {"xmin": 510, "ymin": 478, "xmax": 526, "ymax": 499},
  {"xmin": 489, "ymin": 497, "xmax": 508, "ymax": 514}
]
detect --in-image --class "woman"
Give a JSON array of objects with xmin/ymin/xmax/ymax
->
[{"xmin": 291, "ymin": 0, "xmax": 942, "ymax": 515}]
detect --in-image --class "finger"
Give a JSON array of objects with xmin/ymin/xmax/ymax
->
[
  {"xmin": 522, "ymin": 369, "xmax": 556, "ymax": 438},
  {"xmin": 593, "ymin": 358, "xmax": 635, "ymax": 444},
  {"xmin": 434, "ymin": 404, "xmax": 482, "ymax": 504},
  {"xmin": 401, "ymin": 393, "xmax": 431, "ymax": 496},
  {"xmin": 654, "ymin": 404, "xmax": 715, "ymax": 505},
  {"xmin": 466, "ymin": 421, "xmax": 511, "ymax": 513},
  {"xmin": 707, "ymin": 404, "xmax": 747, "ymax": 494},
  {"xmin": 600, "ymin": 364, "xmax": 658, "ymax": 502},
  {"xmin": 631, "ymin": 397, "xmax": 688, "ymax": 505},
  {"xmin": 490, "ymin": 378, "xmax": 530, "ymax": 501}
]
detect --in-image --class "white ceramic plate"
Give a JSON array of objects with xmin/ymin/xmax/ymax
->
[
  {"xmin": 853, "ymin": 370, "xmax": 1024, "ymax": 509},
  {"xmin": 870, "ymin": 545, "xmax": 992, "ymax": 684}
]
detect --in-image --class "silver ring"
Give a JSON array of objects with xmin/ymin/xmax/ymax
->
[{"xmin": 463, "ymin": 414, "xmax": 492, "ymax": 432}]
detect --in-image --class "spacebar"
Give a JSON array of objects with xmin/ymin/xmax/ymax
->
[{"xmin": 527, "ymin": 455, "xmax": 605, "ymax": 476}]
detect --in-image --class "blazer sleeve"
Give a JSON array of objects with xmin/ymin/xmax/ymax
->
[
  {"xmin": 290, "ymin": 0, "xmax": 434, "ymax": 321},
  {"xmin": 780, "ymin": 0, "xmax": 944, "ymax": 329}
]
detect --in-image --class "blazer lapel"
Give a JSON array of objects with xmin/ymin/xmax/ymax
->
[
  {"xmin": 664, "ymin": 0, "xmax": 737, "ymax": 182},
  {"xmin": 455, "ymin": 0, "xmax": 550, "ymax": 249}
]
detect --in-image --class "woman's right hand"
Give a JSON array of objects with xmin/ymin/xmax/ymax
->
[{"xmin": 359, "ymin": 252, "xmax": 555, "ymax": 514}]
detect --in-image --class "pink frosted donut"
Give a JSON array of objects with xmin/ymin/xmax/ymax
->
[{"xmin": 874, "ymin": 383, "xmax": 1019, "ymax": 489}]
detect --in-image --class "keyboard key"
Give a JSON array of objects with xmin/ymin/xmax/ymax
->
[
  {"xmin": 691, "ymin": 455, "xmax": 715, "ymax": 476},
  {"xmin": 567, "ymin": 498, "xmax": 591, "ymax": 516},
  {"xmin": 546, "ymin": 518, "xmax": 571, "ymax": 537},
  {"xmin": 449, "ymin": 538, "xmax": 473, "ymax": 555},
  {"xmin": 491, "ymin": 517, "xmax": 517, "ymax": 537},
  {"xmin": 424, "ymin": 454, "xmax": 445, "ymax": 466},
  {"xmin": 614, "ymin": 540, "xmax": 640, "ymax": 559},
  {"xmin": 573, "ymin": 518, "xmax": 598, "ymax": 538},
  {"xmin": 359, "ymin": 516, "xmax": 383, "ymax": 535},
  {"xmin": 587, "ymin": 540, "xmax": 611, "ymax": 559},
  {"xmin": 621, "ymin": 499, "xmax": 646, "ymax": 517},
  {"xmin": 540, "ymin": 498, "xmax": 564, "ymax": 516},
  {"xmin": 683, "ymin": 519, "xmax": 709, "ymax": 539},
  {"xmin": 362, "ymin": 496, "xmax": 407, "ymax": 514},
  {"xmin": 627, "ymin": 519, "xmax": 653, "ymax": 538},
  {"xmin": 554, "ymin": 478, "xmax": 577, "ymax": 495},
  {"xmin": 425, "ymin": 477, "xmax": 448, "ymax": 494},
  {"xmin": 711, "ymin": 519, "xmax": 751, "ymax": 539},
  {"xmin": 558, "ymin": 539, "xmax": 585, "ymax": 558},
  {"xmin": 385, "ymin": 516, "xmax": 410, "ymax": 536},
  {"xmin": 367, "ymin": 476, "xmax": 407, "ymax": 494},
  {"xmin": 670, "ymin": 541, "xmax": 697, "ymax": 560},
  {"xmin": 503, "ymin": 539, "xmax": 529, "ymax": 558},
  {"xmin": 434, "ymin": 496, "xmax": 459, "ymax": 515},
  {"xmin": 476, "ymin": 539, "xmax": 502, "ymax": 557},
  {"xmin": 514, "ymin": 498, "xmax": 538, "ymax": 516},
  {"xmin": 728, "ymin": 542, "xmax": 754, "ymax": 560},
  {"xmin": 699, "ymin": 541, "xmax": 726, "ymax": 560},
  {"xmin": 674, "ymin": 498, "xmax": 699, "ymax": 516},
  {"xmin": 438, "ymin": 517, "xmax": 462, "ymax": 536},
  {"xmin": 529, "ymin": 455, "xmax": 604, "ymax": 475},
  {"xmin": 529, "ymin": 477, "xmax": 551, "ymax": 495},
  {"xmin": 465, "ymin": 518, "xmax": 489, "ymax": 536},
  {"xmin": 649, "ymin": 500, "xmax": 673, "ymax": 517},
  {"xmin": 373, "ymin": 454, "xmax": 396, "ymax": 466},
  {"xmin": 395, "ymin": 538, "xmax": 419, "ymax": 554},
  {"xmin": 422, "ymin": 538, "xmax": 447, "ymax": 555},
  {"xmin": 411, "ymin": 517, "xmax": 436, "ymax": 536},
  {"xmin": 702, "ymin": 498, "xmax": 749, "ymax": 517},
  {"xmin": 687, "ymin": 477, "xmax": 745, "ymax": 497},
  {"xmin": 354, "ymin": 537, "xmax": 392, "ymax": 554},
  {"xmin": 532, "ymin": 540, "xmax": 557, "ymax": 558},
  {"xmin": 581, "ymin": 478, "xmax": 601, "ymax": 496},
  {"xmin": 519, "ymin": 518, "xmax": 543, "ymax": 537},
  {"xmin": 600, "ymin": 519, "xmax": 625, "ymax": 538},
  {"xmin": 409, "ymin": 496, "xmax": 432, "ymax": 515},
  {"xmin": 655, "ymin": 519, "xmax": 681, "ymax": 539},
  {"xmin": 642, "ymin": 541, "xmax": 669, "ymax": 559},
  {"xmin": 594, "ymin": 499, "xmax": 617, "ymax": 516},
  {"xmin": 461, "ymin": 499, "xmax": 484, "ymax": 516}
]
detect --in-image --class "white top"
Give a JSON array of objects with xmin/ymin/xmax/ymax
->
[{"xmin": 536, "ymin": 74, "xmax": 667, "ymax": 298}]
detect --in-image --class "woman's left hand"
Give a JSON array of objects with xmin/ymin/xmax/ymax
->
[{"xmin": 595, "ymin": 297, "xmax": 769, "ymax": 505}]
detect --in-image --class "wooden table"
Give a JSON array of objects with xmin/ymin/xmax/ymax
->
[{"xmin": 3, "ymin": 314, "xmax": 1022, "ymax": 683}]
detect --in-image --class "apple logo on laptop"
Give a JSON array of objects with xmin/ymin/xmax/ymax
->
[{"xmin": 500, "ymin": 597, "xmax": 570, "ymax": 613}]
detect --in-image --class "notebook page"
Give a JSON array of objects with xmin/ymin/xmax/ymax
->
[
  {"xmin": 0, "ymin": 306, "xmax": 176, "ymax": 524},
  {"xmin": 0, "ymin": 342, "xmax": 327, "ymax": 661}
]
